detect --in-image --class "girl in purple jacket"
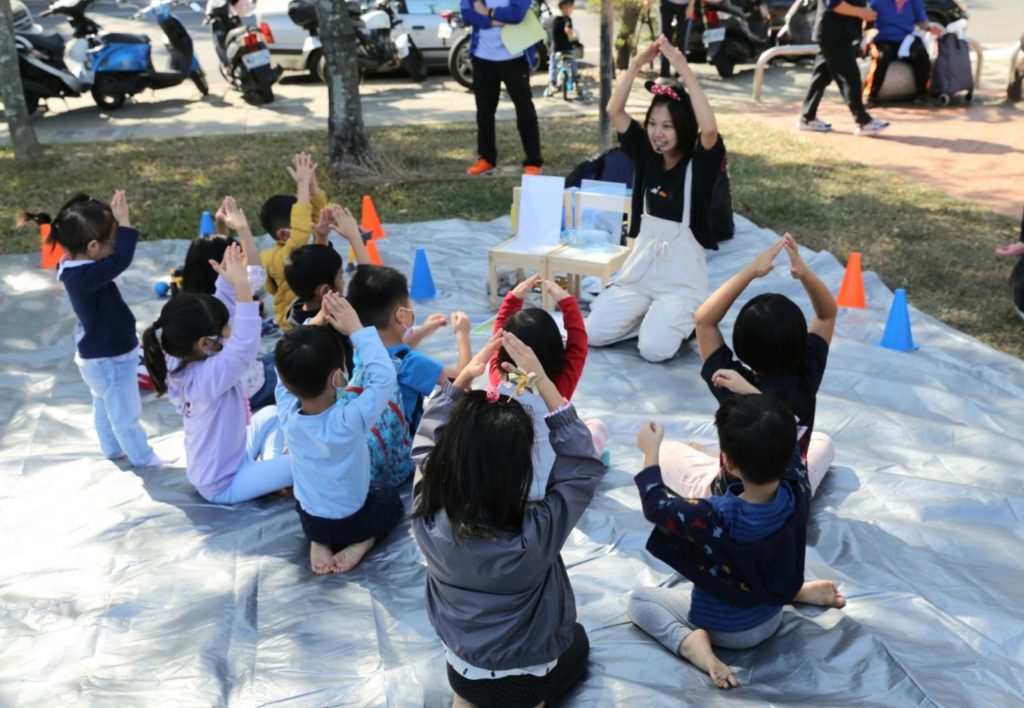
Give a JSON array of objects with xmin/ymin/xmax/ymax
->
[{"xmin": 143, "ymin": 244, "xmax": 292, "ymax": 504}]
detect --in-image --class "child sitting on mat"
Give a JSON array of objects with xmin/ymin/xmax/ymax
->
[
  {"xmin": 489, "ymin": 272, "xmax": 609, "ymax": 499},
  {"xmin": 346, "ymin": 265, "xmax": 472, "ymax": 433},
  {"xmin": 143, "ymin": 245, "xmax": 292, "ymax": 504},
  {"xmin": 283, "ymin": 205, "xmax": 372, "ymax": 329},
  {"xmin": 259, "ymin": 152, "xmax": 332, "ymax": 330},
  {"xmin": 22, "ymin": 191, "xmax": 160, "ymax": 468},
  {"xmin": 629, "ymin": 397, "xmax": 845, "ymax": 689},
  {"xmin": 661, "ymin": 233, "xmax": 837, "ymax": 499},
  {"xmin": 177, "ymin": 197, "xmax": 276, "ymax": 411},
  {"xmin": 411, "ymin": 331, "xmax": 604, "ymax": 708},
  {"xmin": 274, "ymin": 292, "xmax": 402, "ymax": 574}
]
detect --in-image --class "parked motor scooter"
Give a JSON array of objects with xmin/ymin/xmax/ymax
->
[
  {"xmin": 701, "ymin": 0, "xmax": 772, "ymax": 77},
  {"xmin": 89, "ymin": 0, "xmax": 207, "ymax": 110},
  {"xmin": 283, "ymin": 0, "xmax": 427, "ymax": 83},
  {"xmin": 13, "ymin": 0, "xmax": 87, "ymax": 114},
  {"xmin": 204, "ymin": 0, "xmax": 282, "ymax": 104},
  {"xmin": 19, "ymin": 0, "xmax": 207, "ymax": 113}
]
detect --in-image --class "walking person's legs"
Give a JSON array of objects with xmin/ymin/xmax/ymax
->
[
  {"xmin": 800, "ymin": 50, "xmax": 835, "ymax": 128},
  {"xmin": 821, "ymin": 38, "xmax": 874, "ymax": 127}
]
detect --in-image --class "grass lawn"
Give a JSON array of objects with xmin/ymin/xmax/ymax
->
[{"xmin": 1, "ymin": 116, "xmax": 1019, "ymax": 359}]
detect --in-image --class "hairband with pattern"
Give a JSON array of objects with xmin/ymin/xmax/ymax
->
[{"xmin": 648, "ymin": 83, "xmax": 681, "ymax": 102}]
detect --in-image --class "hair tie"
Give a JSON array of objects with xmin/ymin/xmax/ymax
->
[
  {"xmin": 485, "ymin": 385, "xmax": 501, "ymax": 403},
  {"xmin": 645, "ymin": 80, "xmax": 681, "ymax": 102}
]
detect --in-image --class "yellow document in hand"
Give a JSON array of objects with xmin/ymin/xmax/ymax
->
[{"xmin": 501, "ymin": 10, "xmax": 547, "ymax": 55}]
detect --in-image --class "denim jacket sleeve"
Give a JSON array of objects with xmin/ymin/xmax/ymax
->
[
  {"xmin": 461, "ymin": 0, "xmax": 493, "ymax": 29},
  {"xmin": 491, "ymin": 0, "xmax": 530, "ymax": 25}
]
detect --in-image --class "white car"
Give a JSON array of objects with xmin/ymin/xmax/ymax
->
[{"xmin": 255, "ymin": 0, "xmax": 461, "ymax": 79}]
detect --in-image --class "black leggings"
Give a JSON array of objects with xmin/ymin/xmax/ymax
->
[
  {"xmin": 471, "ymin": 56, "xmax": 543, "ymax": 167},
  {"xmin": 659, "ymin": 1, "xmax": 689, "ymax": 77},
  {"xmin": 447, "ymin": 623, "xmax": 589, "ymax": 708},
  {"xmin": 868, "ymin": 39, "xmax": 931, "ymax": 101},
  {"xmin": 801, "ymin": 35, "xmax": 872, "ymax": 125}
]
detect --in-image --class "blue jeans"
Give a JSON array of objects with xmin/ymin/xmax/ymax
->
[
  {"xmin": 77, "ymin": 350, "xmax": 154, "ymax": 467},
  {"xmin": 549, "ymin": 54, "xmax": 579, "ymax": 86},
  {"xmin": 207, "ymin": 405, "xmax": 293, "ymax": 504}
]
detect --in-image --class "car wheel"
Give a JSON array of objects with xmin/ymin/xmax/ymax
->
[{"xmin": 448, "ymin": 34, "xmax": 473, "ymax": 89}]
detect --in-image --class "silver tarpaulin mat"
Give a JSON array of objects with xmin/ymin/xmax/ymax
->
[{"xmin": 1, "ymin": 216, "xmax": 1022, "ymax": 706}]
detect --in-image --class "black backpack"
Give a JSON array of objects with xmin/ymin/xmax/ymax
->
[
  {"xmin": 707, "ymin": 146, "xmax": 734, "ymax": 244},
  {"xmin": 564, "ymin": 147, "xmax": 635, "ymax": 189}
]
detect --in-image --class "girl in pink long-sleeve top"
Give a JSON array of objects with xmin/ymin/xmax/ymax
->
[{"xmin": 143, "ymin": 244, "xmax": 293, "ymax": 504}]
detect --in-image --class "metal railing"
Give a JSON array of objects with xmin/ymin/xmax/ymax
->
[{"xmin": 751, "ymin": 33, "xmax": 985, "ymax": 102}]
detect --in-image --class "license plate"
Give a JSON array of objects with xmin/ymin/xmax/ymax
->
[
  {"xmin": 704, "ymin": 27, "xmax": 726, "ymax": 44},
  {"xmin": 242, "ymin": 49, "xmax": 271, "ymax": 69},
  {"xmin": 437, "ymin": 22, "xmax": 452, "ymax": 40}
]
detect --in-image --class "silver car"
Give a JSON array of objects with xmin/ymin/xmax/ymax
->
[{"xmin": 255, "ymin": 0, "xmax": 460, "ymax": 79}]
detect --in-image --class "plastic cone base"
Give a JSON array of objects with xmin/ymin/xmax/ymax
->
[
  {"xmin": 837, "ymin": 252, "xmax": 867, "ymax": 308},
  {"xmin": 366, "ymin": 240, "xmax": 383, "ymax": 266},
  {"xmin": 878, "ymin": 288, "xmax": 918, "ymax": 352},
  {"xmin": 410, "ymin": 247, "xmax": 437, "ymax": 301},
  {"xmin": 361, "ymin": 195, "xmax": 385, "ymax": 240}
]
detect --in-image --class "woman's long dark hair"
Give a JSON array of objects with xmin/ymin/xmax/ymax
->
[
  {"xmin": 412, "ymin": 391, "xmax": 535, "ymax": 541},
  {"xmin": 142, "ymin": 294, "xmax": 230, "ymax": 396},
  {"xmin": 18, "ymin": 193, "xmax": 116, "ymax": 254},
  {"xmin": 644, "ymin": 84, "xmax": 699, "ymax": 166}
]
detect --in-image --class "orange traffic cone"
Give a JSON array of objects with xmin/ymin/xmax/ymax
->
[
  {"xmin": 40, "ymin": 224, "xmax": 65, "ymax": 269},
  {"xmin": 366, "ymin": 239, "xmax": 383, "ymax": 265},
  {"xmin": 361, "ymin": 195, "xmax": 385, "ymax": 240},
  {"xmin": 836, "ymin": 252, "xmax": 867, "ymax": 308}
]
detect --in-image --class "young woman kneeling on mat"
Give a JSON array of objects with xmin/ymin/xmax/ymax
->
[{"xmin": 586, "ymin": 35, "xmax": 724, "ymax": 363}]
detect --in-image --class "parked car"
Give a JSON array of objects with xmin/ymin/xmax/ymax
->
[{"xmin": 256, "ymin": 0, "xmax": 458, "ymax": 77}]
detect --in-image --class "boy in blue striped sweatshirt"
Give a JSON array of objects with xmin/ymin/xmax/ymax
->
[{"xmin": 628, "ymin": 395, "xmax": 845, "ymax": 689}]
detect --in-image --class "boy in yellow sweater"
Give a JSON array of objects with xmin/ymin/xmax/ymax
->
[{"xmin": 259, "ymin": 152, "xmax": 330, "ymax": 329}]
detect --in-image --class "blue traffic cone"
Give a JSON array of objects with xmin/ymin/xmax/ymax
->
[
  {"xmin": 198, "ymin": 211, "xmax": 216, "ymax": 236},
  {"xmin": 878, "ymin": 288, "xmax": 918, "ymax": 352},
  {"xmin": 410, "ymin": 247, "xmax": 437, "ymax": 301}
]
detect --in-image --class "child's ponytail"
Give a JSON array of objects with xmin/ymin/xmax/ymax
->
[
  {"xmin": 142, "ymin": 320, "xmax": 169, "ymax": 396},
  {"xmin": 16, "ymin": 194, "xmax": 113, "ymax": 254},
  {"xmin": 17, "ymin": 211, "xmax": 56, "ymax": 246},
  {"xmin": 145, "ymin": 294, "xmax": 231, "ymax": 396}
]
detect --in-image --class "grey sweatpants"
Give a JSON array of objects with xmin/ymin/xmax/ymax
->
[{"xmin": 627, "ymin": 586, "xmax": 782, "ymax": 655}]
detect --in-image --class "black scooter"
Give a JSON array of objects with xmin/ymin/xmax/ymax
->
[
  {"xmin": 203, "ymin": 0, "xmax": 281, "ymax": 104},
  {"xmin": 701, "ymin": 0, "xmax": 772, "ymax": 78}
]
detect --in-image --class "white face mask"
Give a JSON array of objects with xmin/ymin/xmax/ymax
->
[
  {"xmin": 398, "ymin": 307, "xmax": 416, "ymax": 339},
  {"xmin": 202, "ymin": 335, "xmax": 224, "ymax": 357}
]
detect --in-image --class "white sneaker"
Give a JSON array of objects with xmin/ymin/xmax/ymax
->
[
  {"xmin": 799, "ymin": 117, "xmax": 832, "ymax": 132},
  {"xmin": 856, "ymin": 118, "xmax": 890, "ymax": 136}
]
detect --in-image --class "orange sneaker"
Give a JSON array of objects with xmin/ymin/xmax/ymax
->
[
  {"xmin": 467, "ymin": 158, "xmax": 496, "ymax": 176},
  {"xmin": 523, "ymin": 165, "xmax": 543, "ymax": 176}
]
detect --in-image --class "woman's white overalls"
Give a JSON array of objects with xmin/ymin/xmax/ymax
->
[{"xmin": 585, "ymin": 160, "xmax": 709, "ymax": 362}]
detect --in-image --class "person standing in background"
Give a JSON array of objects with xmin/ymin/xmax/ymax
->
[
  {"xmin": 462, "ymin": 0, "xmax": 544, "ymax": 176},
  {"xmin": 660, "ymin": 0, "xmax": 696, "ymax": 78}
]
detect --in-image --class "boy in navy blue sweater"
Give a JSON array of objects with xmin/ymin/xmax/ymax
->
[
  {"xmin": 628, "ymin": 396, "xmax": 845, "ymax": 689},
  {"xmin": 25, "ymin": 192, "xmax": 158, "ymax": 467}
]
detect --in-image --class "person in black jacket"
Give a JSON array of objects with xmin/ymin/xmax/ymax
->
[
  {"xmin": 799, "ymin": 0, "xmax": 889, "ymax": 135},
  {"xmin": 544, "ymin": 0, "xmax": 581, "ymax": 95}
]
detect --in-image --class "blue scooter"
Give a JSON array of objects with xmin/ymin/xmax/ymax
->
[
  {"xmin": 90, "ymin": 0, "xmax": 208, "ymax": 109},
  {"xmin": 41, "ymin": 0, "xmax": 207, "ymax": 110}
]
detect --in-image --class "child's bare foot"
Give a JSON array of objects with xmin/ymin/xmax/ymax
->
[
  {"xmin": 794, "ymin": 579, "xmax": 846, "ymax": 608},
  {"xmin": 331, "ymin": 538, "xmax": 375, "ymax": 573},
  {"xmin": 310, "ymin": 541, "xmax": 334, "ymax": 575},
  {"xmin": 679, "ymin": 629, "xmax": 739, "ymax": 689}
]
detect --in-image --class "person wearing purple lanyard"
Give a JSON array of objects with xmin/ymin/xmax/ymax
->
[{"xmin": 461, "ymin": 0, "xmax": 544, "ymax": 176}]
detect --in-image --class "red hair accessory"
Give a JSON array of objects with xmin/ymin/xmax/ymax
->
[
  {"xmin": 647, "ymin": 82, "xmax": 681, "ymax": 102},
  {"xmin": 485, "ymin": 385, "xmax": 501, "ymax": 403}
]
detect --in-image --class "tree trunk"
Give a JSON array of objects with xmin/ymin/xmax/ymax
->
[
  {"xmin": 599, "ymin": 0, "xmax": 615, "ymax": 151},
  {"xmin": 0, "ymin": 0, "xmax": 42, "ymax": 165},
  {"xmin": 615, "ymin": 0, "xmax": 643, "ymax": 71},
  {"xmin": 316, "ymin": 0, "xmax": 376, "ymax": 171}
]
